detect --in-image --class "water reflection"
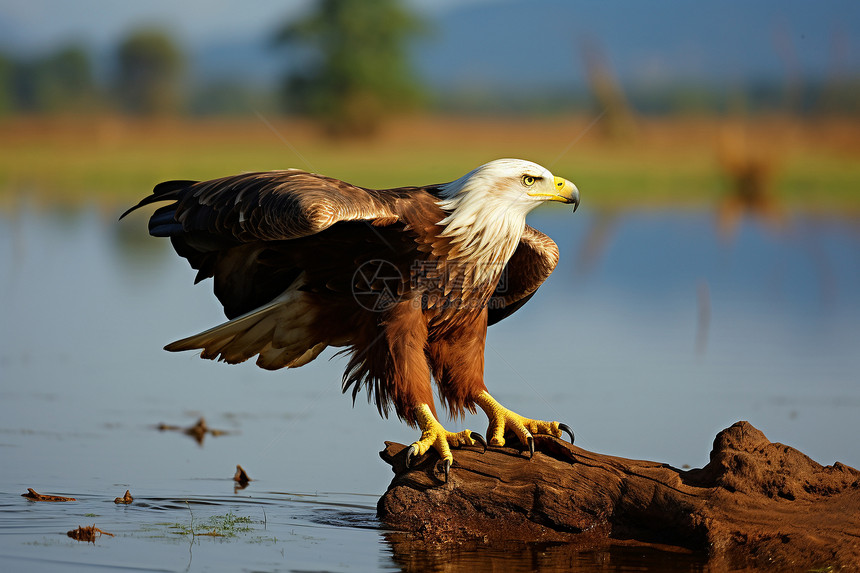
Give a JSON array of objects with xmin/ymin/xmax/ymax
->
[
  {"xmin": 112, "ymin": 212, "xmax": 170, "ymax": 271},
  {"xmin": 384, "ymin": 534, "xmax": 709, "ymax": 572},
  {"xmin": 155, "ymin": 416, "xmax": 232, "ymax": 446},
  {"xmin": 715, "ymin": 122, "xmax": 785, "ymax": 240}
]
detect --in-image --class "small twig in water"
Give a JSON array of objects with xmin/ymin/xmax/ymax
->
[{"xmin": 186, "ymin": 501, "xmax": 195, "ymax": 538}]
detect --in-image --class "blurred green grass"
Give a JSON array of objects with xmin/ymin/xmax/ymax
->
[{"xmin": 1, "ymin": 115, "xmax": 858, "ymax": 214}]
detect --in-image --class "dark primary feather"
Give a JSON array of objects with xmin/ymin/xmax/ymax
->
[{"xmin": 119, "ymin": 179, "xmax": 198, "ymax": 222}]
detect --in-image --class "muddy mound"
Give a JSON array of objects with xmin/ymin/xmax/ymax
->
[{"xmin": 378, "ymin": 421, "xmax": 860, "ymax": 570}]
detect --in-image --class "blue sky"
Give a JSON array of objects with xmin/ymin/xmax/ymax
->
[
  {"xmin": 2, "ymin": 0, "xmax": 857, "ymax": 90},
  {"xmin": 0, "ymin": 0, "xmax": 489, "ymax": 52}
]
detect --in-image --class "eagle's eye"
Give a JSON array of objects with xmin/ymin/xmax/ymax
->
[{"xmin": 522, "ymin": 175, "xmax": 536, "ymax": 187}]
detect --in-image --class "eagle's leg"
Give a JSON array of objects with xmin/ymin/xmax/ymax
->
[
  {"xmin": 406, "ymin": 404, "xmax": 485, "ymax": 478},
  {"xmin": 474, "ymin": 390, "xmax": 574, "ymax": 455},
  {"xmin": 386, "ymin": 300, "xmax": 484, "ymax": 479}
]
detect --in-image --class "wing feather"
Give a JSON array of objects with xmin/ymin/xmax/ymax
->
[
  {"xmin": 121, "ymin": 170, "xmax": 403, "ymax": 242},
  {"xmin": 122, "ymin": 170, "xmax": 436, "ymax": 319},
  {"xmin": 487, "ymin": 225, "xmax": 560, "ymax": 326}
]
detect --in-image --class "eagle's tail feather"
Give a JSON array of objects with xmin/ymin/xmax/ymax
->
[{"xmin": 165, "ymin": 289, "xmax": 326, "ymax": 369}]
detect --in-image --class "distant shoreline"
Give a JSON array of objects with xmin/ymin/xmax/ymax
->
[{"xmin": 1, "ymin": 114, "xmax": 857, "ymax": 214}]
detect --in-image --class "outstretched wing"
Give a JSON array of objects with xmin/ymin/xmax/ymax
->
[
  {"xmin": 121, "ymin": 170, "xmax": 413, "ymax": 319},
  {"xmin": 121, "ymin": 170, "xmax": 444, "ymax": 371},
  {"xmin": 487, "ymin": 225, "xmax": 560, "ymax": 326},
  {"xmin": 121, "ymin": 169, "xmax": 402, "ymax": 242}
]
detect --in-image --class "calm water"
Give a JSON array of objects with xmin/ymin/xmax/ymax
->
[{"xmin": 1, "ymin": 202, "xmax": 858, "ymax": 571}]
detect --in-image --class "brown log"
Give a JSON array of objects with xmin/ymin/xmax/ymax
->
[
  {"xmin": 21, "ymin": 488, "xmax": 75, "ymax": 502},
  {"xmin": 377, "ymin": 421, "xmax": 860, "ymax": 570}
]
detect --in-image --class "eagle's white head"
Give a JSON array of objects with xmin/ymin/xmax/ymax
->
[
  {"xmin": 434, "ymin": 158, "xmax": 579, "ymax": 285},
  {"xmin": 438, "ymin": 158, "xmax": 579, "ymax": 218}
]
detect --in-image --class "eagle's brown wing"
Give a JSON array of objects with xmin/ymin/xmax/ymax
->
[
  {"xmin": 487, "ymin": 225, "xmax": 560, "ymax": 326},
  {"xmin": 121, "ymin": 170, "xmax": 447, "ymax": 374},
  {"xmin": 121, "ymin": 169, "xmax": 403, "ymax": 242},
  {"xmin": 121, "ymin": 170, "xmax": 418, "ymax": 319}
]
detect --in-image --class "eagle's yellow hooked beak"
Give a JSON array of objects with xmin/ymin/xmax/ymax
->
[{"xmin": 550, "ymin": 176, "xmax": 580, "ymax": 211}]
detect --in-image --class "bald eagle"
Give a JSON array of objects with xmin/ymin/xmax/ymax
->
[{"xmin": 122, "ymin": 159, "xmax": 579, "ymax": 478}]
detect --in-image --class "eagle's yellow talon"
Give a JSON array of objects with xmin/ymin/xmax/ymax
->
[
  {"xmin": 476, "ymin": 390, "xmax": 571, "ymax": 452},
  {"xmin": 407, "ymin": 404, "xmax": 477, "ymax": 473}
]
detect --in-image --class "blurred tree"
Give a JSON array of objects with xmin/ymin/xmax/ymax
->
[
  {"xmin": 272, "ymin": 0, "xmax": 425, "ymax": 136},
  {"xmin": 115, "ymin": 28, "xmax": 184, "ymax": 115},
  {"xmin": 2, "ymin": 44, "xmax": 96, "ymax": 114},
  {"xmin": 41, "ymin": 45, "xmax": 97, "ymax": 112},
  {"xmin": 48, "ymin": 45, "xmax": 96, "ymax": 110},
  {"xmin": 0, "ymin": 52, "xmax": 11, "ymax": 115}
]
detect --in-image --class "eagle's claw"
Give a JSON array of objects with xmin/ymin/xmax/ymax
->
[
  {"xmin": 471, "ymin": 432, "xmax": 488, "ymax": 453},
  {"xmin": 559, "ymin": 423, "xmax": 575, "ymax": 444},
  {"xmin": 439, "ymin": 458, "xmax": 452, "ymax": 482},
  {"xmin": 405, "ymin": 445, "xmax": 418, "ymax": 468},
  {"xmin": 405, "ymin": 405, "xmax": 483, "ymax": 478},
  {"xmin": 406, "ymin": 432, "xmax": 483, "ymax": 470},
  {"xmin": 476, "ymin": 390, "xmax": 573, "ymax": 456}
]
